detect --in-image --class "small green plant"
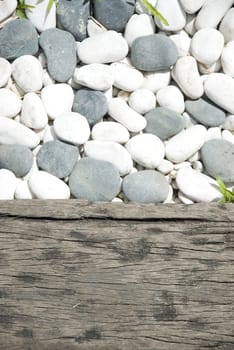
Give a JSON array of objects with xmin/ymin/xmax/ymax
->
[
  {"xmin": 216, "ymin": 176, "xmax": 234, "ymax": 203},
  {"xmin": 140, "ymin": 0, "xmax": 169, "ymax": 26},
  {"xmin": 16, "ymin": 0, "xmax": 56, "ymax": 19}
]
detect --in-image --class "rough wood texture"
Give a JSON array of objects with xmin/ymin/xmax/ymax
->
[{"xmin": 0, "ymin": 201, "xmax": 233, "ymax": 350}]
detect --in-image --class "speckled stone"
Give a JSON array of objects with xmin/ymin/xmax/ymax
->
[
  {"xmin": 37, "ymin": 140, "xmax": 79, "ymax": 178},
  {"xmin": 69, "ymin": 157, "xmax": 121, "ymax": 202},
  {"xmin": 0, "ymin": 144, "xmax": 33, "ymax": 177}
]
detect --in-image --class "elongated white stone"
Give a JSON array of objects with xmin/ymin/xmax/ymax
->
[
  {"xmin": 155, "ymin": 0, "xmax": 186, "ymax": 32},
  {"xmin": 0, "ymin": 58, "xmax": 11, "ymax": 87},
  {"xmin": 25, "ymin": 0, "xmax": 56, "ymax": 32},
  {"xmin": 91, "ymin": 121, "xmax": 130, "ymax": 144},
  {"xmin": 110, "ymin": 62, "xmax": 144, "ymax": 92},
  {"xmin": 128, "ymin": 88, "xmax": 156, "ymax": 114},
  {"xmin": 0, "ymin": 88, "xmax": 21, "ymax": 118},
  {"xmin": 0, "ymin": 169, "xmax": 17, "ymax": 200},
  {"xmin": 124, "ymin": 14, "xmax": 155, "ymax": 46},
  {"xmin": 156, "ymin": 85, "xmax": 185, "ymax": 114},
  {"xmin": 221, "ymin": 41, "xmax": 234, "ymax": 77},
  {"xmin": 21, "ymin": 92, "xmax": 48, "ymax": 129},
  {"xmin": 15, "ymin": 180, "xmax": 34, "ymax": 199},
  {"xmin": 73, "ymin": 64, "xmax": 113, "ymax": 91},
  {"xmin": 180, "ymin": 0, "xmax": 206, "ymax": 14}
]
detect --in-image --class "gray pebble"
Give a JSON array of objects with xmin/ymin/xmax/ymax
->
[{"xmin": 0, "ymin": 144, "xmax": 33, "ymax": 177}]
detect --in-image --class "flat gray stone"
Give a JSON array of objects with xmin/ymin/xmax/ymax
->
[
  {"xmin": 73, "ymin": 89, "xmax": 108, "ymax": 126},
  {"xmin": 39, "ymin": 28, "xmax": 77, "ymax": 82},
  {"xmin": 37, "ymin": 140, "xmax": 78, "ymax": 178},
  {"xmin": 131, "ymin": 34, "xmax": 178, "ymax": 72},
  {"xmin": 201, "ymin": 139, "xmax": 234, "ymax": 182},
  {"xmin": 185, "ymin": 98, "xmax": 226, "ymax": 127},
  {"xmin": 69, "ymin": 157, "xmax": 121, "ymax": 201},
  {"xmin": 93, "ymin": 0, "xmax": 135, "ymax": 32},
  {"xmin": 0, "ymin": 144, "xmax": 33, "ymax": 177},
  {"xmin": 56, "ymin": 0, "xmax": 90, "ymax": 41},
  {"xmin": 144, "ymin": 107, "xmax": 184, "ymax": 140},
  {"xmin": 0, "ymin": 19, "xmax": 38, "ymax": 60},
  {"xmin": 122, "ymin": 170, "xmax": 169, "ymax": 203}
]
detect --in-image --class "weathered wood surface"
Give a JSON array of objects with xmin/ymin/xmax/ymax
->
[{"xmin": 0, "ymin": 200, "xmax": 233, "ymax": 350}]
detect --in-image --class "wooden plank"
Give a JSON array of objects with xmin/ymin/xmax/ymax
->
[{"xmin": 0, "ymin": 201, "xmax": 233, "ymax": 350}]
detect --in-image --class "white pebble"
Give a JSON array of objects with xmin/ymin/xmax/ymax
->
[
  {"xmin": 0, "ymin": 169, "xmax": 17, "ymax": 200},
  {"xmin": 174, "ymin": 162, "xmax": 191, "ymax": 170},
  {"xmin": 25, "ymin": 0, "xmax": 56, "ymax": 32},
  {"xmin": 0, "ymin": 58, "xmax": 11, "ymax": 87},
  {"xmin": 141, "ymin": 70, "xmax": 171, "ymax": 93},
  {"xmin": 155, "ymin": 0, "xmax": 186, "ymax": 32},
  {"xmin": 157, "ymin": 159, "xmax": 174, "ymax": 174},
  {"xmin": 117, "ymin": 90, "xmax": 130, "ymax": 101},
  {"xmin": 163, "ymin": 185, "xmax": 174, "ymax": 204},
  {"xmin": 0, "ymin": 0, "xmax": 17, "ymax": 22},
  {"xmin": 222, "ymin": 114, "xmax": 234, "ymax": 131},
  {"xmin": 0, "ymin": 88, "xmax": 21, "ymax": 118},
  {"xmin": 73, "ymin": 64, "xmax": 114, "ymax": 91},
  {"xmin": 197, "ymin": 60, "xmax": 221, "ymax": 75},
  {"xmin": 124, "ymin": 14, "xmax": 155, "ymax": 46},
  {"xmin": 219, "ymin": 8, "xmax": 234, "ymax": 43},
  {"xmin": 15, "ymin": 180, "xmax": 34, "ymax": 199},
  {"xmin": 221, "ymin": 41, "xmax": 234, "ymax": 77},
  {"xmin": 192, "ymin": 160, "xmax": 203, "ymax": 172},
  {"xmin": 178, "ymin": 191, "xmax": 194, "ymax": 204},
  {"xmin": 135, "ymin": 0, "xmax": 157, "ymax": 14},
  {"xmin": 222, "ymin": 130, "xmax": 234, "ymax": 143},
  {"xmin": 169, "ymin": 31, "xmax": 191, "ymax": 57},
  {"xmin": 128, "ymin": 88, "xmax": 156, "ymax": 114},
  {"xmin": 180, "ymin": 0, "xmax": 206, "ymax": 14},
  {"xmin": 91, "ymin": 121, "xmax": 130, "ymax": 143},
  {"xmin": 182, "ymin": 112, "xmax": 197, "ymax": 128},
  {"xmin": 21, "ymin": 92, "xmax": 48, "ymax": 129},
  {"xmin": 42, "ymin": 69, "xmax": 55, "ymax": 86},
  {"xmin": 205, "ymin": 127, "xmax": 222, "ymax": 142},
  {"xmin": 110, "ymin": 62, "xmax": 144, "ymax": 92},
  {"xmin": 184, "ymin": 13, "xmax": 196, "ymax": 36},
  {"xmin": 42, "ymin": 125, "xmax": 57, "ymax": 143},
  {"xmin": 87, "ymin": 17, "xmax": 107, "ymax": 37},
  {"xmin": 23, "ymin": 157, "xmax": 39, "ymax": 181},
  {"xmin": 156, "ymin": 85, "xmax": 185, "ymax": 114}
]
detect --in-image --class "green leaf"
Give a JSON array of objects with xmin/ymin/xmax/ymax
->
[
  {"xmin": 16, "ymin": 8, "xmax": 27, "ymax": 18},
  {"xmin": 140, "ymin": 0, "xmax": 169, "ymax": 26},
  {"xmin": 216, "ymin": 176, "xmax": 234, "ymax": 203},
  {"xmin": 46, "ymin": 0, "xmax": 55, "ymax": 15}
]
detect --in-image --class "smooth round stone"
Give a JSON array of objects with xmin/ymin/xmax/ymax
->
[
  {"xmin": 165, "ymin": 125, "xmax": 207, "ymax": 163},
  {"xmin": 41, "ymin": 83, "xmax": 74, "ymax": 120},
  {"xmin": 172, "ymin": 56, "xmax": 204, "ymax": 99},
  {"xmin": 205, "ymin": 127, "xmax": 222, "ymax": 142},
  {"xmin": 110, "ymin": 62, "xmax": 144, "ymax": 92},
  {"xmin": 108, "ymin": 97, "xmax": 146, "ymax": 132},
  {"xmin": 185, "ymin": 98, "xmax": 226, "ymax": 127},
  {"xmin": 21, "ymin": 92, "xmax": 48, "ymax": 129},
  {"xmin": 93, "ymin": 0, "xmax": 135, "ymax": 32},
  {"xmin": 157, "ymin": 159, "xmax": 174, "ymax": 175},
  {"xmin": 223, "ymin": 114, "xmax": 234, "ymax": 131},
  {"xmin": 131, "ymin": 34, "xmax": 178, "ymax": 72},
  {"xmin": 39, "ymin": 28, "xmax": 77, "ymax": 82},
  {"xmin": 220, "ymin": 8, "xmax": 234, "ymax": 43},
  {"xmin": 180, "ymin": 0, "xmax": 206, "ymax": 14},
  {"xmin": 125, "ymin": 133, "xmax": 165, "ymax": 168},
  {"xmin": 69, "ymin": 158, "xmax": 121, "ymax": 202},
  {"xmin": 37, "ymin": 140, "xmax": 78, "ymax": 178},
  {"xmin": 204, "ymin": 73, "xmax": 234, "ymax": 114},
  {"xmin": 124, "ymin": 14, "xmax": 155, "ymax": 46},
  {"xmin": 25, "ymin": 0, "xmax": 56, "ymax": 32},
  {"xmin": 28, "ymin": 171, "xmax": 70, "ymax": 199},
  {"xmin": 15, "ymin": 180, "xmax": 34, "ymax": 199},
  {"xmin": 169, "ymin": 31, "xmax": 191, "ymax": 57},
  {"xmin": 73, "ymin": 89, "xmax": 108, "ymax": 126},
  {"xmin": 144, "ymin": 107, "xmax": 184, "ymax": 141},
  {"xmin": 0, "ymin": 88, "xmax": 21, "ymax": 118},
  {"xmin": 0, "ymin": 117, "xmax": 40, "ymax": 148},
  {"xmin": 91, "ymin": 121, "xmax": 130, "ymax": 143},
  {"xmin": 222, "ymin": 129, "xmax": 234, "ymax": 144},
  {"xmin": 0, "ymin": 19, "xmax": 38, "ymax": 60},
  {"xmin": 11, "ymin": 55, "xmax": 43, "ymax": 93},
  {"xmin": 141, "ymin": 70, "xmax": 171, "ymax": 93},
  {"xmin": 0, "ymin": 145, "xmax": 33, "ymax": 177},
  {"xmin": 176, "ymin": 167, "xmax": 222, "ymax": 203},
  {"xmin": 0, "ymin": 58, "xmax": 11, "ymax": 87},
  {"xmin": 156, "ymin": 85, "xmax": 185, "ymax": 114},
  {"xmin": 78, "ymin": 31, "xmax": 128, "ymax": 64},
  {"xmin": 84, "ymin": 140, "xmax": 133, "ymax": 176},
  {"xmin": 190, "ymin": 28, "xmax": 224, "ymax": 66},
  {"xmin": 155, "ymin": 0, "xmax": 186, "ymax": 32},
  {"xmin": 0, "ymin": 169, "xmax": 16, "ymax": 200},
  {"xmin": 73, "ymin": 64, "xmax": 113, "ymax": 91},
  {"xmin": 195, "ymin": 0, "xmax": 233, "ymax": 30},
  {"xmin": 221, "ymin": 41, "xmax": 234, "ymax": 77},
  {"xmin": 128, "ymin": 88, "xmax": 156, "ymax": 114},
  {"xmin": 201, "ymin": 139, "xmax": 234, "ymax": 182},
  {"xmin": 122, "ymin": 170, "xmax": 169, "ymax": 203},
  {"xmin": 56, "ymin": 0, "xmax": 89, "ymax": 40},
  {"xmin": 53, "ymin": 112, "xmax": 90, "ymax": 146},
  {"xmin": 0, "ymin": 0, "xmax": 17, "ymax": 22}
]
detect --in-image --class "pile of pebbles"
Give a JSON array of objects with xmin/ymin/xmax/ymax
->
[{"xmin": 0, "ymin": 0, "xmax": 234, "ymax": 203}]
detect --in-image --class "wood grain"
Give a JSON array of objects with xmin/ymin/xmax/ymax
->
[{"xmin": 0, "ymin": 201, "xmax": 233, "ymax": 350}]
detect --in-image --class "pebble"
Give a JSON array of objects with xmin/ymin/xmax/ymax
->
[
  {"xmin": 25, "ymin": 0, "xmax": 56, "ymax": 32},
  {"xmin": 0, "ymin": 88, "xmax": 21, "ymax": 118},
  {"xmin": 28, "ymin": 171, "xmax": 70, "ymax": 199},
  {"xmin": 204, "ymin": 73, "xmax": 234, "ymax": 114},
  {"xmin": 221, "ymin": 41, "xmax": 234, "ymax": 77},
  {"xmin": 21, "ymin": 92, "xmax": 48, "ymax": 129},
  {"xmin": 144, "ymin": 107, "xmax": 184, "ymax": 141},
  {"xmin": 155, "ymin": 0, "xmax": 186, "ymax": 32},
  {"xmin": 69, "ymin": 157, "xmax": 121, "ymax": 202},
  {"xmin": 169, "ymin": 31, "xmax": 191, "ymax": 57},
  {"xmin": 0, "ymin": 0, "xmax": 17, "ymax": 22},
  {"xmin": 41, "ymin": 83, "xmax": 74, "ymax": 120},
  {"xmin": 185, "ymin": 98, "xmax": 226, "ymax": 127},
  {"xmin": 124, "ymin": 14, "xmax": 155, "ymax": 46},
  {"xmin": 78, "ymin": 31, "xmax": 128, "ymax": 64},
  {"xmin": 190, "ymin": 28, "xmax": 224, "ymax": 66},
  {"xmin": 0, "ymin": 19, "xmax": 38, "ymax": 60},
  {"xmin": 37, "ymin": 140, "xmax": 78, "ymax": 178},
  {"xmin": 223, "ymin": 114, "xmax": 234, "ymax": 131},
  {"xmin": 222, "ymin": 130, "xmax": 234, "ymax": 144},
  {"xmin": 39, "ymin": 28, "xmax": 77, "ymax": 82},
  {"xmin": 15, "ymin": 180, "xmax": 34, "ymax": 200},
  {"xmin": 172, "ymin": 56, "xmax": 204, "ymax": 99},
  {"xmin": 197, "ymin": 60, "xmax": 221, "ymax": 75},
  {"xmin": 130, "ymin": 34, "xmax": 178, "ymax": 72},
  {"xmin": 0, "ymin": 169, "xmax": 17, "ymax": 200},
  {"xmin": 0, "ymin": 117, "xmax": 40, "ymax": 148},
  {"xmin": 56, "ymin": 0, "xmax": 89, "ymax": 41},
  {"xmin": 128, "ymin": 88, "xmax": 156, "ymax": 114},
  {"xmin": 11, "ymin": 55, "xmax": 43, "ymax": 93},
  {"xmin": 205, "ymin": 127, "xmax": 222, "ymax": 142},
  {"xmin": 0, "ymin": 145, "xmax": 33, "ymax": 177},
  {"xmin": 73, "ymin": 64, "xmax": 113, "ymax": 91},
  {"xmin": 0, "ymin": 58, "xmax": 11, "ymax": 87},
  {"xmin": 157, "ymin": 159, "xmax": 174, "ymax": 175},
  {"xmin": 73, "ymin": 89, "xmax": 108, "ymax": 126},
  {"xmin": 84, "ymin": 140, "xmax": 133, "ymax": 176},
  {"xmin": 201, "ymin": 139, "xmax": 234, "ymax": 182},
  {"xmin": 180, "ymin": 0, "xmax": 206, "ymax": 14},
  {"xmin": 122, "ymin": 170, "xmax": 169, "ymax": 203},
  {"xmin": 165, "ymin": 125, "xmax": 207, "ymax": 163},
  {"xmin": 125, "ymin": 133, "xmax": 165, "ymax": 168},
  {"xmin": 219, "ymin": 8, "xmax": 234, "ymax": 43},
  {"xmin": 135, "ymin": 0, "xmax": 157, "ymax": 15},
  {"xmin": 110, "ymin": 62, "xmax": 144, "ymax": 92},
  {"xmin": 178, "ymin": 191, "xmax": 194, "ymax": 205},
  {"xmin": 93, "ymin": 0, "xmax": 135, "ymax": 32},
  {"xmin": 91, "ymin": 121, "xmax": 130, "ymax": 143},
  {"xmin": 156, "ymin": 85, "xmax": 185, "ymax": 114},
  {"xmin": 53, "ymin": 112, "xmax": 90, "ymax": 146},
  {"xmin": 141, "ymin": 70, "xmax": 171, "ymax": 93}
]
